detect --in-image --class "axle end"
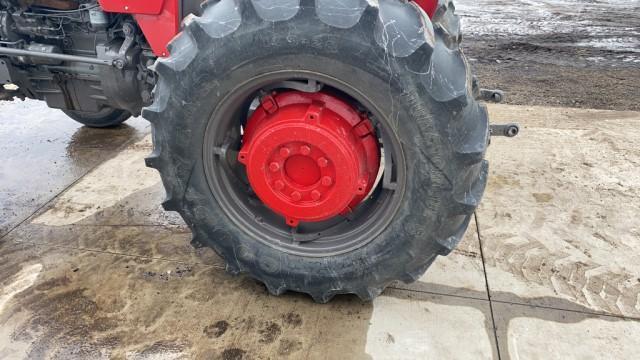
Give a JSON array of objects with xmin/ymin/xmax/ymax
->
[{"xmin": 490, "ymin": 123, "xmax": 520, "ymax": 138}]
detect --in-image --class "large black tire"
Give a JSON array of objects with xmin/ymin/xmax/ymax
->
[
  {"xmin": 144, "ymin": 0, "xmax": 489, "ymax": 302},
  {"xmin": 63, "ymin": 107, "xmax": 130, "ymax": 128}
]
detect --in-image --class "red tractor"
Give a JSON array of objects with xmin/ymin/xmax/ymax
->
[{"xmin": 0, "ymin": 0, "xmax": 515, "ymax": 302}]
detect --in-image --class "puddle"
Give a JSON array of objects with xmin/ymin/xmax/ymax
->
[{"xmin": 0, "ymin": 99, "xmax": 149, "ymax": 235}]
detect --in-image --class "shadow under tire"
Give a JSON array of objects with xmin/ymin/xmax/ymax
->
[{"xmin": 144, "ymin": 0, "xmax": 489, "ymax": 303}]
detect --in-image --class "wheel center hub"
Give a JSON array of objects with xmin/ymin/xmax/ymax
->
[
  {"xmin": 238, "ymin": 91, "xmax": 380, "ymax": 227},
  {"xmin": 285, "ymin": 155, "xmax": 321, "ymax": 186}
]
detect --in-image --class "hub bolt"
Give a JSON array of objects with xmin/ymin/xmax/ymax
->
[
  {"xmin": 321, "ymin": 176, "xmax": 333, "ymax": 187},
  {"xmin": 269, "ymin": 162, "xmax": 280, "ymax": 172},
  {"xmin": 300, "ymin": 145, "xmax": 311, "ymax": 156},
  {"xmin": 356, "ymin": 179, "xmax": 368, "ymax": 194},
  {"xmin": 311, "ymin": 190, "xmax": 322, "ymax": 201},
  {"xmin": 280, "ymin": 147, "xmax": 291, "ymax": 157},
  {"xmin": 291, "ymin": 191, "xmax": 302, "ymax": 201},
  {"xmin": 317, "ymin": 157, "xmax": 328, "ymax": 168},
  {"xmin": 274, "ymin": 180, "xmax": 285, "ymax": 190}
]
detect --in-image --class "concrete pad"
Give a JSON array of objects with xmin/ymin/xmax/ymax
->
[
  {"xmin": 0, "ymin": 241, "xmax": 497, "ymax": 359},
  {"xmin": 367, "ymin": 290, "xmax": 496, "ymax": 359},
  {"xmin": 393, "ymin": 216, "xmax": 488, "ymax": 300},
  {"xmin": 480, "ymin": 104, "xmax": 640, "ymax": 318},
  {"xmin": 0, "ymin": 99, "xmax": 148, "ymax": 236},
  {"xmin": 493, "ymin": 301, "xmax": 640, "ymax": 360}
]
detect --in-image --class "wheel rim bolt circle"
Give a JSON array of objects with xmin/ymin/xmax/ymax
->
[{"xmin": 267, "ymin": 142, "xmax": 333, "ymax": 201}]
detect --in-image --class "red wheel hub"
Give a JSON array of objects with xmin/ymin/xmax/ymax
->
[{"xmin": 238, "ymin": 91, "xmax": 380, "ymax": 227}]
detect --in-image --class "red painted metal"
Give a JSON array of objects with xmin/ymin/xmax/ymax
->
[
  {"xmin": 98, "ymin": 0, "xmax": 179, "ymax": 56},
  {"xmin": 238, "ymin": 91, "xmax": 380, "ymax": 227},
  {"xmin": 98, "ymin": 0, "xmax": 165, "ymax": 14},
  {"xmin": 413, "ymin": 0, "xmax": 439, "ymax": 18}
]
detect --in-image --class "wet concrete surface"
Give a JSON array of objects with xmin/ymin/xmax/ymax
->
[
  {"xmin": 0, "ymin": 242, "xmax": 377, "ymax": 359},
  {"xmin": 1, "ymin": 101, "xmax": 639, "ymax": 359},
  {"xmin": 0, "ymin": 99, "xmax": 149, "ymax": 237}
]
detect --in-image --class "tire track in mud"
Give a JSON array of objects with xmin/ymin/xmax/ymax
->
[
  {"xmin": 479, "ymin": 107, "xmax": 640, "ymax": 319},
  {"xmin": 482, "ymin": 233, "xmax": 640, "ymax": 318}
]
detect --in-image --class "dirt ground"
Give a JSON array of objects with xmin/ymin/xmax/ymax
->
[{"xmin": 458, "ymin": 0, "xmax": 640, "ymax": 111}]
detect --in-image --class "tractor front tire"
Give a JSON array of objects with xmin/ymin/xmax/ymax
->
[
  {"xmin": 63, "ymin": 107, "xmax": 130, "ymax": 128},
  {"xmin": 144, "ymin": 0, "xmax": 489, "ymax": 302}
]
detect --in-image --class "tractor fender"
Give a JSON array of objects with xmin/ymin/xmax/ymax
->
[{"xmin": 98, "ymin": 0, "xmax": 179, "ymax": 56}]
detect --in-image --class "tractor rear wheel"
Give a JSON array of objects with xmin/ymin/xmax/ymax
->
[{"xmin": 144, "ymin": 0, "xmax": 489, "ymax": 302}]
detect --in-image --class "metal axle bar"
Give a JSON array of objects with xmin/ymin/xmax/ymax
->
[{"xmin": 0, "ymin": 47, "xmax": 114, "ymax": 66}]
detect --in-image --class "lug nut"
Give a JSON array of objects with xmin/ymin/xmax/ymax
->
[
  {"xmin": 269, "ymin": 162, "xmax": 280, "ymax": 172},
  {"xmin": 356, "ymin": 179, "xmax": 367, "ymax": 194},
  {"xmin": 300, "ymin": 145, "xmax": 311, "ymax": 156},
  {"xmin": 274, "ymin": 180, "xmax": 285, "ymax": 190},
  {"xmin": 321, "ymin": 176, "xmax": 333, "ymax": 187},
  {"xmin": 279, "ymin": 147, "xmax": 291, "ymax": 157},
  {"xmin": 311, "ymin": 190, "xmax": 322, "ymax": 201},
  {"xmin": 291, "ymin": 191, "xmax": 302, "ymax": 201},
  {"xmin": 317, "ymin": 157, "xmax": 328, "ymax": 168}
]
